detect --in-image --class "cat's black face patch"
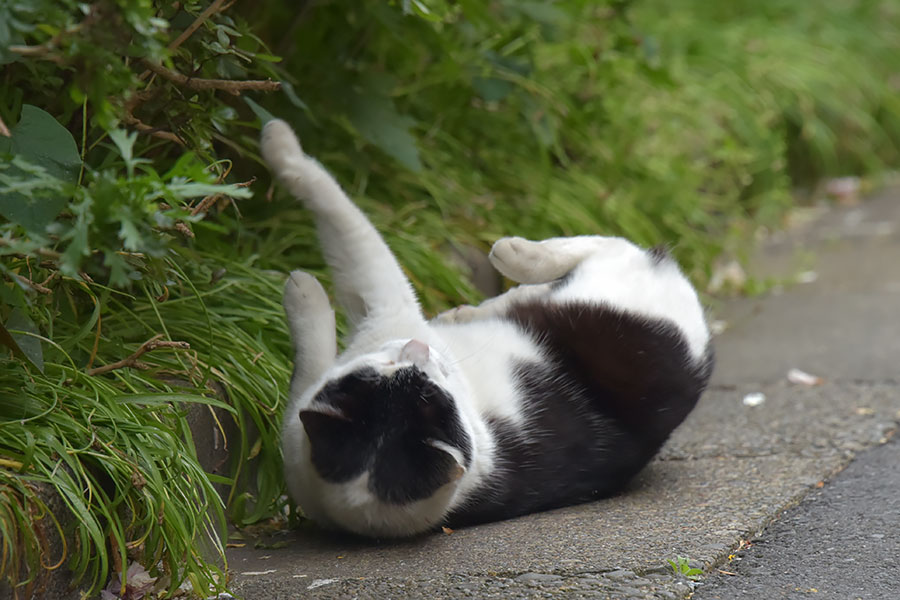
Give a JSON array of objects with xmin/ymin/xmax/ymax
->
[{"xmin": 300, "ymin": 366, "xmax": 471, "ymax": 505}]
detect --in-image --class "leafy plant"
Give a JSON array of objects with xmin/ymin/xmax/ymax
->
[
  {"xmin": 669, "ymin": 555, "xmax": 704, "ymax": 581},
  {"xmin": 1, "ymin": 0, "xmax": 283, "ymax": 595}
]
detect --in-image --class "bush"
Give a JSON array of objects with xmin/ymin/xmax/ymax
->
[{"xmin": 1, "ymin": 0, "xmax": 898, "ymax": 595}]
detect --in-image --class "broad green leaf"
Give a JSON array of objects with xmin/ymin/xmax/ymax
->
[
  {"xmin": 4, "ymin": 309, "xmax": 44, "ymax": 373},
  {"xmin": 348, "ymin": 94, "xmax": 422, "ymax": 172},
  {"xmin": 280, "ymin": 81, "xmax": 309, "ymax": 111},
  {"xmin": 0, "ymin": 320, "xmax": 24, "ymax": 357},
  {"xmin": 0, "ymin": 104, "xmax": 81, "ymax": 232},
  {"xmin": 472, "ymin": 77, "xmax": 514, "ymax": 102},
  {"xmin": 516, "ymin": 2, "xmax": 567, "ymax": 25},
  {"xmin": 0, "ymin": 105, "xmax": 80, "ymax": 182},
  {"xmin": 244, "ymin": 96, "xmax": 275, "ymax": 126}
]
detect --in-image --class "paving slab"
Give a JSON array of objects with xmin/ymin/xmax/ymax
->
[
  {"xmin": 228, "ymin": 190, "xmax": 900, "ymax": 597},
  {"xmin": 694, "ymin": 434, "xmax": 900, "ymax": 600},
  {"xmin": 712, "ymin": 189, "xmax": 900, "ymax": 385}
]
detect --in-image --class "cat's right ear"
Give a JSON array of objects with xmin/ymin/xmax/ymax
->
[
  {"xmin": 299, "ymin": 408, "xmax": 350, "ymax": 436},
  {"xmin": 299, "ymin": 409, "xmax": 367, "ymax": 482}
]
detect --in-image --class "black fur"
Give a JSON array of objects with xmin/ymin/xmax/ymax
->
[
  {"xmin": 300, "ymin": 367, "xmax": 472, "ymax": 505},
  {"xmin": 448, "ymin": 300, "xmax": 713, "ymax": 526},
  {"xmin": 648, "ymin": 244, "xmax": 673, "ymax": 265}
]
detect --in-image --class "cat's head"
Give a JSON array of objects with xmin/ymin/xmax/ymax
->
[{"xmin": 294, "ymin": 339, "xmax": 473, "ymax": 535}]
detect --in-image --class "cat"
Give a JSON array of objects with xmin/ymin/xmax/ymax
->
[{"xmin": 260, "ymin": 119, "xmax": 714, "ymax": 538}]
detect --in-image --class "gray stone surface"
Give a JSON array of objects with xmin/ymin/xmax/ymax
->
[
  {"xmin": 712, "ymin": 188, "xmax": 900, "ymax": 385},
  {"xmin": 694, "ymin": 434, "xmax": 900, "ymax": 600},
  {"xmin": 228, "ymin": 189, "xmax": 900, "ymax": 598}
]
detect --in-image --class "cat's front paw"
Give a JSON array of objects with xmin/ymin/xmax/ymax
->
[
  {"xmin": 434, "ymin": 304, "xmax": 481, "ymax": 324},
  {"xmin": 261, "ymin": 119, "xmax": 304, "ymax": 168},
  {"xmin": 260, "ymin": 120, "xmax": 326, "ymax": 202}
]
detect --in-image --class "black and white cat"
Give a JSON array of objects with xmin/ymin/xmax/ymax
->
[{"xmin": 260, "ymin": 119, "xmax": 713, "ymax": 538}]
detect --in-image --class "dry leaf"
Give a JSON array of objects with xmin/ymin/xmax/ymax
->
[
  {"xmin": 787, "ymin": 368, "xmax": 823, "ymax": 386},
  {"xmin": 796, "ymin": 271, "xmax": 818, "ymax": 284},
  {"xmin": 708, "ymin": 259, "xmax": 747, "ymax": 293},
  {"xmin": 825, "ymin": 177, "xmax": 861, "ymax": 205},
  {"xmin": 103, "ymin": 561, "xmax": 157, "ymax": 600},
  {"xmin": 709, "ymin": 320, "xmax": 728, "ymax": 336},
  {"xmin": 441, "ymin": 526, "xmax": 454, "ymax": 535}
]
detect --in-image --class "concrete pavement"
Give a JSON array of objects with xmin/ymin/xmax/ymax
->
[
  {"xmin": 227, "ymin": 189, "xmax": 900, "ymax": 599},
  {"xmin": 694, "ymin": 434, "xmax": 900, "ymax": 600}
]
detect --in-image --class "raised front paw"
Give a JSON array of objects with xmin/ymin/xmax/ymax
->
[
  {"xmin": 261, "ymin": 119, "xmax": 304, "ymax": 170},
  {"xmin": 260, "ymin": 119, "xmax": 326, "ymax": 201}
]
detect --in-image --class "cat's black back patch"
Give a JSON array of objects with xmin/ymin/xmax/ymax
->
[
  {"xmin": 300, "ymin": 366, "xmax": 472, "ymax": 505},
  {"xmin": 449, "ymin": 300, "xmax": 712, "ymax": 526}
]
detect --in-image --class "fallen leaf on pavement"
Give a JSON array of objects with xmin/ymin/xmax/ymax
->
[{"xmin": 787, "ymin": 368, "xmax": 823, "ymax": 386}]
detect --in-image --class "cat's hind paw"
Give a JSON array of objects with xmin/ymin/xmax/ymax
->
[{"xmin": 489, "ymin": 237, "xmax": 571, "ymax": 284}]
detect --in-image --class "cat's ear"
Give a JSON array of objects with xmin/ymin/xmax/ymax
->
[
  {"xmin": 299, "ymin": 408, "xmax": 351, "ymax": 442},
  {"xmin": 400, "ymin": 339, "xmax": 430, "ymax": 367},
  {"xmin": 299, "ymin": 408, "xmax": 368, "ymax": 482},
  {"xmin": 425, "ymin": 438, "xmax": 467, "ymax": 480}
]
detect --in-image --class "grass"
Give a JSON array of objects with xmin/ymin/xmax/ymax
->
[{"xmin": 1, "ymin": 207, "xmax": 337, "ymax": 596}]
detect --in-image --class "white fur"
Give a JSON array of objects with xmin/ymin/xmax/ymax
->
[{"xmin": 262, "ymin": 119, "xmax": 710, "ymax": 537}]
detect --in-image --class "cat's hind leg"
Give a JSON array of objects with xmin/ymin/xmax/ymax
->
[
  {"xmin": 283, "ymin": 270, "xmax": 337, "ymax": 397},
  {"xmin": 489, "ymin": 236, "xmax": 616, "ymax": 284},
  {"xmin": 439, "ymin": 235, "xmax": 622, "ymax": 324}
]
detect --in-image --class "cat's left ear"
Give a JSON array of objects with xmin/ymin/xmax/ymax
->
[
  {"xmin": 400, "ymin": 339, "xmax": 430, "ymax": 367},
  {"xmin": 426, "ymin": 438, "xmax": 468, "ymax": 480}
]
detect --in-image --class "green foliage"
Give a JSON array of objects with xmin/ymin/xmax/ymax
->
[
  {"xmin": 0, "ymin": 105, "xmax": 80, "ymax": 231},
  {"xmin": 669, "ymin": 555, "xmax": 704, "ymax": 581},
  {"xmin": 1, "ymin": 0, "xmax": 899, "ymax": 596},
  {"xmin": 1, "ymin": 0, "xmax": 281, "ymax": 595}
]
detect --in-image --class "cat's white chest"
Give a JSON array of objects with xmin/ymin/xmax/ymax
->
[{"xmin": 432, "ymin": 319, "xmax": 542, "ymax": 426}]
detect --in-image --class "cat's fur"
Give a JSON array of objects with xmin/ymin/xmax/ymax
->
[{"xmin": 261, "ymin": 119, "xmax": 713, "ymax": 538}]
